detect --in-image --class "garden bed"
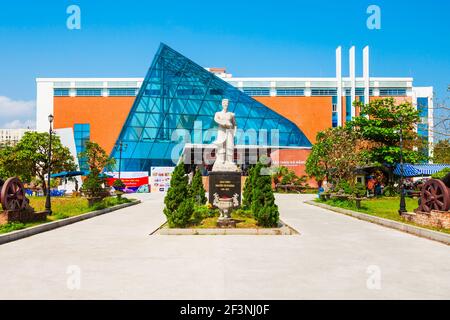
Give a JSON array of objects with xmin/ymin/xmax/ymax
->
[
  {"xmin": 154, "ymin": 210, "xmax": 299, "ymax": 235},
  {"xmin": 0, "ymin": 196, "xmax": 133, "ymax": 235},
  {"xmin": 314, "ymin": 197, "xmax": 450, "ymax": 235}
]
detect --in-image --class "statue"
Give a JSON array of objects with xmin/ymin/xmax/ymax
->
[{"xmin": 212, "ymin": 99, "xmax": 239, "ymax": 172}]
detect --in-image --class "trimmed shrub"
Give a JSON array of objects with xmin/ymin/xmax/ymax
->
[
  {"xmin": 113, "ymin": 179, "xmax": 126, "ymax": 190},
  {"xmin": 242, "ymin": 165, "xmax": 255, "ymax": 209},
  {"xmin": 190, "ymin": 169, "xmax": 207, "ymax": 205},
  {"xmin": 353, "ymin": 183, "xmax": 366, "ymax": 198},
  {"xmin": 251, "ymin": 162, "xmax": 279, "ymax": 227},
  {"xmin": 163, "ymin": 162, "xmax": 193, "ymax": 228},
  {"xmin": 335, "ymin": 180, "xmax": 353, "ymax": 194}
]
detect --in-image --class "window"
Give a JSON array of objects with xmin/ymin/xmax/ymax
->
[
  {"xmin": 311, "ymin": 88, "xmax": 337, "ymax": 96},
  {"xmin": 242, "ymin": 88, "xmax": 270, "ymax": 96},
  {"xmin": 332, "ymin": 103, "xmax": 337, "ymax": 112},
  {"xmin": 76, "ymin": 88, "xmax": 102, "ymax": 97},
  {"xmin": 74, "ymin": 124, "xmax": 91, "ymax": 171},
  {"xmin": 108, "ymin": 88, "xmax": 138, "ymax": 96},
  {"xmin": 54, "ymin": 89, "xmax": 70, "ymax": 97},
  {"xmin": 379, "ymin": 88, "xmax": 407, "ymax": 96},
  {"xmin": 276, "ymin": 88, "xmax": 305, "ymax": 96}
]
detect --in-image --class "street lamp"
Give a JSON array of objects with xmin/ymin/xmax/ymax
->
[
  {"xmin": 115, "ymin": 141, "xmax": 127, "ymax": 179},
  {"xmin": 398, "ymin": 115, "xmax": 407, "ymax": 214},
  {"xmin": 45, "ymin": 114, "xmax": 54, "ymax": 215}
]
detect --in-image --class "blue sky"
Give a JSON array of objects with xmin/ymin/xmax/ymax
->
[{"xmin": 0, "ymin": 0, "xmax": 448, "ymax": 131}]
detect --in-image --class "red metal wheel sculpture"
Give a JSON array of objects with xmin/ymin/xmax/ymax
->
[
  {"xmin": 419, "ymin": 179, "xmax": 450, "ymax": 213},
  {"xmin": 0, "ymin": 177, "xmax": 27, "ymax": 211}
]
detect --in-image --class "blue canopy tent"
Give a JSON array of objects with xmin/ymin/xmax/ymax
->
[
  {"xmin": 50, "ymin": 171, "xmax": 85, "ymax": 178},
  {"xmin": 50, "ymin": 171, "xmax": 114, "ymax": 179},
  {"xmin": 394, "ymin": 164, "xmax": 450, "ymax": 177}
]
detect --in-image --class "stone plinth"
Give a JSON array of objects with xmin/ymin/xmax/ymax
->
[
  {"xmin": 402, "ymin": 210, "xmax": 450, "ymax": 229},
  {"xmin": 0, "ymin": 208, "xmax": 47, "ymax": 225},
  {"xmin": 208, "ymin": 171, "xmax": 242, "ymax": 208}
]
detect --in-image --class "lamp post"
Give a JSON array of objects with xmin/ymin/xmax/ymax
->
[
  {"xmin": 115, "ymin": 141, "xmax": 127, "ymax": 180},
  {"xmin": 45, "ymin": 114, "xmax": 54, "ymax": 215},
  {"xmin": 398, "ymin": 115, "xmax": 407, "ymax": 214}
]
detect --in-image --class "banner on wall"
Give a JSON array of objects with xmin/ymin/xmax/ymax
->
[
  {"xmin": 150, "ymin": 167, "xmax": 175, "ymax": 193},
  {"xmin": 106, "ymin": 171, "xmax": 149, "ymax": 193}
]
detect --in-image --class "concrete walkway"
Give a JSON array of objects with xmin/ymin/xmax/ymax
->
[{"xmin": 0, "ymin": 193, "xmax": 448, "ymax": 300}]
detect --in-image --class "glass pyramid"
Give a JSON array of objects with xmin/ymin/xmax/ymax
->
[{"xmin": 111, "ymin": 43, "xmax": 311, "ymax": 172}]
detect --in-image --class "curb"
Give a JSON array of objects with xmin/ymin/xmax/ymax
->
[
  {"xmin": 0, "ymin": 200, "xmax": 141, "ymax": 246},
  {"xmin": 305, "ymin": 200, "xmax": 450, "ymax": 246},
  {"xmin": 152, "ymin": 220, "xmax": 299, "ymax": 236}
]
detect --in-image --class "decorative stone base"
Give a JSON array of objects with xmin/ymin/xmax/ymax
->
[
  {"xmin": 217, "ymin": 219, "xmax": 237, "ymax": 228},
  {"xmin": 0, "ymin": 209, "xmax": 48, "ymax": 225},
  {"xmin": 208, "ymin": 171, "xmax": 242, "ymax": 208},
  {"xmin": 403, "ymin": 210, "xmax": 450, "ymax": 229}
]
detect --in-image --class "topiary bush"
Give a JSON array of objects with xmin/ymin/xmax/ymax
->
[
  {"xmin": 113, "ymin": 179, "xmax": 126, "ymax": 191},
  {"xmin": 251, "ymin": 162, "xmax": 279, "ymax": 227},
  {"xmin": 190, "ymin": 169, "xmax": 207, "ymax": 205},
  {"xmin": 163, "ymin": 161, "xmax": 194, "ymax": 228},
  {"xmin": 335, "ymin": 180, "xmax": 353, "ymax": 194},
  {"xmin": 242, "ymin": 165, "xmax": 255, "ymax": 209},
  {"xmin": 353, "ymin": 183, "xmax": 366, "ymax": 198}
]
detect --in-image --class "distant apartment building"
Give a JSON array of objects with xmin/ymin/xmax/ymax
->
[{"xmin": 0, "ymin": 128, "xmax": 33, "ymax": 146}]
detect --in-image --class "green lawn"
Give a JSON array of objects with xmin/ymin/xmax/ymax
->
[
  {"xmin": 0, "ymin": 196, "xmax": 132, "ymax": 235},
  {"xmin": 194, "ymin": 212, "xmax": 259, "ymax": 229},
  {"xmin": 317, "ymin": 197, "xmax": 450, "ymax": 234}
]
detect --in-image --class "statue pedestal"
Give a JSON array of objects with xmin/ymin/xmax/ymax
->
[{"xmin": 208, "ymin": 171, "xmax": 242, "ymax": 209}]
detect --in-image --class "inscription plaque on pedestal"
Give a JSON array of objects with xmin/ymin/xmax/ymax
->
[{"xmin": 208, "ymin": 171, "xmax": 242, "ymax": 208}]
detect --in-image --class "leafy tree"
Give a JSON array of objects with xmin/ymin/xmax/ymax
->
[
  {"xmin": 349, "ymin": 98, "xmax": 427, "ymax": 169},
  {"xmin": 190, "ymin": 168, "xmax": 207, "ymax": 205},
  {"xmin": 0, "ymin": 132, "xmax": 76, "ymax": 195},
  {"xmin": 251, "ymin": 162, "xmax": 279, "ymax": 227},
  {"xmin": 164, "ymin": 161, "xmax": 193, "ymax": 228},
  {"xmin": 79, "ymin": 141, "xmax": 115, "ymax": 173},
  {"xmin": 433, "ymin": 139, "xmax": 450, "ymax": 164},
  {"xmin": 79, "ymin": 141, "xmax": 116, "ymax": 199},
  {"xmin": 306, "ymin": 126, "xmax": 363, "ymax": 184},
  {"xmin": 242, "ymin": 165, "xmax": 255, "ymax": 209}
]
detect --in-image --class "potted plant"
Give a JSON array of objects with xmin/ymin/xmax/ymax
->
[
  {"xmin": 81, "ymin": 169, "xmax": 106, "ymax": 207},
  {"xmin": 353, "ymin": 183, "xmax": 366, "ymax": 209},
  {"xmin": 113, "ymin": 179, "xmax": 126, "ymax": 200}
]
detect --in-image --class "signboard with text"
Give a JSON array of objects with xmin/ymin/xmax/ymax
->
[{"xmin": 150, "ymin": 167, "xmax": 174, "ymax": 193}]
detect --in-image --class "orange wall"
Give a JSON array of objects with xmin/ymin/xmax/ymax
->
[
  {"xmin": 254, "ymin": 96, "xmax": 332, "ymax": 144},
  {"xmin": 54, "ymin": 95, "xmax": 334, "ymax": 155},
  {"xmin": 54, "ymin": 97, "xmax": 135, "ymax": 154}
]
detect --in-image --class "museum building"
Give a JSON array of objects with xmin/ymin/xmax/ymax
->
[{"xmin": 35, "ymin": 43, "xmax": 434, "ymax": 177}]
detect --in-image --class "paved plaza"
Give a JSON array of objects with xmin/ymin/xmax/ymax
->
[{"xmin": 0, "ymin": 193, "xmax": 449, "ymax": 300}]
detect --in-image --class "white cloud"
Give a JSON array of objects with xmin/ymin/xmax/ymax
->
[
  {"xmin": 3, "ymin": 119, "xmax": 36, "ymax": 129},
  {"xmin": 0, "ymin": 96, "xmax": 36, "ymax": 129}
]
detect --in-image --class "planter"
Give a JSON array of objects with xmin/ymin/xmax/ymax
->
[
  {"xmin": 115, "ymin": 190, "xmax": 124, "ymax": 200},
  {"xmin": 87, "ymin": 197, "xmax": 103, "ymax": 207},
  {"xmin": 355, "ymin": 198, "xmax": 363, "ymax": 209}
]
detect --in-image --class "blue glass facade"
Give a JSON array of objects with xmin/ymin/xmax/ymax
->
[
  {"xmin": 332, "ymin": 96, "xmax": 338, "ymax": 127},
  {"xmin": 417, "ymin": 97, "xmax": 429, "ymax": 157},
  {"xmin": 74, "ymin": 123, "xmax": 90, "ymax": 170},
  {"xmin": 111, "ymin": 44, "xmax": 311, "ymax": 172}
]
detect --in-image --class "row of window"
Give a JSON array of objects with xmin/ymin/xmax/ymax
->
[
  {"xmin": 54, "ymin": 88, "xmax": 139, "ymax": 97},
  {"xmin": 55, "ymin": 87, "xmax": 408, "ymax": 97}
]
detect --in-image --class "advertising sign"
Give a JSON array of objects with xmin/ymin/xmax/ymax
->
[
  {"xmin": 150, "ymin": 167, "xmax": 174, "ymax": 193},
  {"xmin": 106, "ymin": 171, "xmax": 149, "ymax": 193}
]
